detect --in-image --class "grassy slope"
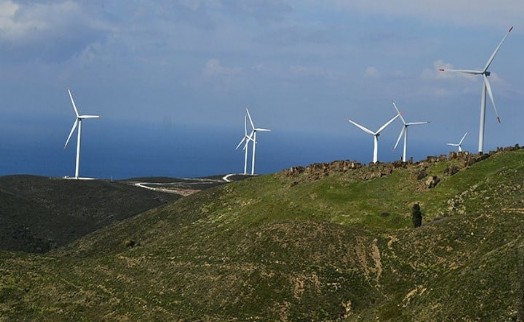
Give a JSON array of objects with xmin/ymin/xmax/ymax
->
[
  {"xmin": 1, "ymin": 150, "xmax": 523, "ymax": 320},
  {"xmin": 0, "ymin": 175, "xmax": 180, "ymax": 252}
]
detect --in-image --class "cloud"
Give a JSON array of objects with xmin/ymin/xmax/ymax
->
[
  {"xmin": 328, "ymin": 0, "xmax": 523, "ymax": 28},
  {"xmin": 289, "ymin": 65, "xmax": 331, "ymax": 78},
  {"xmin": 202, "ymin": 58, "xmax": 242, "ymax": 78},
  {"xmin": 364, "ymin": 66, "xmax": 379, "ymax": 78},
  {"xmin": 0, "ymin": 1, "xmax": 109, "ymax": 62},
  {"xmin": 417, "ymin": 86, "xmax": 453, "ymax": 97},
  {"xmin": 220, "ymin": 0, "xmax": 292, "ymax": 23},
  {"xmin": 257, "ymin": 25, "xmax": 336, "ymax": 47}
]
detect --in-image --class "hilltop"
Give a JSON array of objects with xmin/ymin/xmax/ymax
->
[
  {"xmin": 0, "ymin": 149, "xmax": 523, "ymax": 320},
  {"xmin": 0, "ymin": 175, "xmax": 236, "ymax": 253}
]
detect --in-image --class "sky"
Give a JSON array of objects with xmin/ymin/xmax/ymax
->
[{"xmin": 0, "ymin": 0, "xmax": 523, "ymax": 178}]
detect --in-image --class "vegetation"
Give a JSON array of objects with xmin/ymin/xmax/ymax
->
[
  {"xmin": 1, "ymin": 149, "xmax": 523, "ymax": 320},
  {"xmin": 0, "ymin": 175, "xmax": 180, "ymax": 252}
]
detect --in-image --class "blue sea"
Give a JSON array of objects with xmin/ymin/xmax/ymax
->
[{"xmin": 0, "ymin": 118, "xmax": 448, "ymax": 180}]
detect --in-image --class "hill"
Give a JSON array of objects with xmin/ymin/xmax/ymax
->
[
  {"xmin": 0, "ymin": 175, "xmax": 183, "ymax": 253},
  {"xmin": 0, "ymin": 149, "xmax": 523, "ymax": 320}
]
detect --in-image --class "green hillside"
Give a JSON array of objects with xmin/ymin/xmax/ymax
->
[
  {"xmin": 0, "ymin": 175, "xmax": 180, "ymax": 253},
  {"xmin": 1, "ymin": 149, "xmax": 523, "ymax": 320}
]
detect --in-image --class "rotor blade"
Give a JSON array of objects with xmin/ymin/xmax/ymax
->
[
  {"xmin": 79, "ymin": 115, "xmax": 100, "ymax": 119},
  {"xmin": 255, "ymin": 128, "xmax": 271, "ymax": 132},
  {"xmin": 439, "ymin": 68, "xmax": 483, "ymax": 75},
  {"xmin": 484, "ymin": 26, "xmax": 513, "ymax": 72},
  {"xmin": 246, "ymin": 108, "xmax": 255, "ymax": 130},
  {"xmin": 391, "ymin": 101, "xmax": 406, "ymax": 124},
  {"xmin": 459, "ymin": 132, "xmax": 468, "ymax": 144},
  {"xmin": 377, "ymin": 114, "xmax": 400, "ymax": 134},
  {"xmin": 348, "ymin": 119, "xmax": 374, "ymax": 135},
  {"xmin": 64, "ymin": 119, "xmax": 79, "ymax": 149},
  {"xmin": 406, "ymin": 121, "xmax": 430, "ymax": 126},
  {"xmin": 235, "ymin": 137, "xmax": 246, "ymax": 150},
  {"xmin": 393, "ymin": 126, "xmax": 406, "ymax": 150},
  {"xmin": 483, "ymin": 75, "xmax": 501, "ymax": 123},
  {"xmin": 247, "ymin": 131, "xmax": 255, "ymax": 142},
  {"xmin": 244, "ymin": 115, "xmax": 248, "ymax": 135},
  {"xmin": 447, "ymin": 143, "xmax": 458, "ymax": 147},
  {"xmin": 68, "ymin": 89, "xmax": 80, "ymax": 117}
]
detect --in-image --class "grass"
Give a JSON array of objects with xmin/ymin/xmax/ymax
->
[
  {"xmin": 1, "ymin": 149, "xmax": 524, "ymax": 320},
  {"xmin": 0, "ymin": 175, "xmax": 182, "ymax": 253}
]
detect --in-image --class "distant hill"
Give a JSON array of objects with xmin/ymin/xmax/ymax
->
[
  {"xmin": 0, "ymin": 149, "xmax": 523, "ymax": 320},
  {"xmin": 0, "ymin": 175, "xmax": 182, "ymax": 253}
]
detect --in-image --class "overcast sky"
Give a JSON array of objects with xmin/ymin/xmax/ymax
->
[{"xmin": 0, "ymin": 0, "xmax": 523, "ymax": 177}]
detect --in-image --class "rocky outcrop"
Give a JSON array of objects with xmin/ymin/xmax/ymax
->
[
  {"xmin": 281, "ymin": 145, "xmax": 524, "ymax": 185},
  {"xmin": 425, "ymin": 176, "xmax": 440, "ymax": 189}
]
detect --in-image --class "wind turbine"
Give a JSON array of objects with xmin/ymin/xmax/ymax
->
[
  {"xmin": 440, "ymin": 26, "xmax": 513, "ymax": 153},
  {"xmin": 348, "ymin": 113, "xmax": 399, "ymax": 163},
  {"xmin": 447, "ymin": 132, "xmax": 468, "ymax": 152},
  {"xmin": 392, "ymin": 101, "xmax": 429, "ymax": 162},
  {"xmin": 246, "ymin": 108, "xmax": 270, "ymax": 175},
  {"xmin": 64, "ymin": 89, "xmax": 100, "ymax": 179},
  {"xmin": 235, "ymin": 114, "xmax": 254, "ymax": 175}
]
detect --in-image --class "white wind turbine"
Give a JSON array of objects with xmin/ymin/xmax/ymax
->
[
  {"xmin": 392, "ymin": 101, "xmax": 429, "ymax": 162},
  {"xmin": 246, "ymin": 108, "xmax": 270, "ymax": 175},
  {"xmin": 447, "ymin": 132, "xmax": 468, "ymax": 152},
  {"xmin": 348, "ymin": 113, "xmax": 399, "ymax": 163},
  {"xmin": 64, "ymin": 89, "xmax": 100, "ymax": 179},
  {"xmin": 440, "ymin": 26, "xmax": 513, "ymax": 153},
  {"xmin": 235, "ymin": 114, "xmax": 254, "ymax": 175}
]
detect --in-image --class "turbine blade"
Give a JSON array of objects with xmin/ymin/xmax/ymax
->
[
  {"xmin": 68, "ymin": 89, "xmax": 80, "ymax": 117},
  {"xmin": 348, "ymin": 119, "xmax": 374, "ymax": 135},
  {"xmin": 406, "ymin": 121, "xmax": 430, "ymax": 126},
  {"xmin": 459, "ymin": 132, "xmax": 468, "ymax": 144},
  {"xmin": 484, "ymin": 26, "xmax": 513, "ymax": 72},
  {"xmin": 447, "ymin": 143, "xmax": 458, "ymax": 147},
  {"xmin": 439, "ymin": 68, "xmax": 483, "ymax": 75},
  {"xmin": 483, "ymin": 75, "xmax": 501, "ymax": 123},
  {"xmin": 79, "ymin": 115, "xmax": 100, "ymax": 119},
  {"xmin": 247, "ymin": 131, "xmax": 255, "ymax": 142},
  {"xmin": 392, "ymin": 101, "xmax": 406, "ymax": 124},
  {"xmin": 376, "ymin": 114, "xmax": 400, "ymax": 134},
  {"xmin": 235, "ymin": 137, "xmax": 246, "ymax": 150},
  {"xmin": 393, "ymin": 127, "xmax": 406, "ymax": 150},
  {"xmin": 64, "ymin": 119, "xmax": 79, "ymax": 149},
  {"xmin": 244, "ymin": 115, "xmax": 248, "ymax": 135},
  {"xmin": 246, "ymin": 108, "xmax": 255, "ymax": 130},
  {"xmin": 255, "ymin": 128, "xmax": 271, "ymax": 132}
]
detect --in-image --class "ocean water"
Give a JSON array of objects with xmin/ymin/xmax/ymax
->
[{"xmin": 0, "ymin": 120, "xmax": 449, "ymax": 180}]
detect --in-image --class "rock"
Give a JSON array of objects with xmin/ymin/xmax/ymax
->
[
  {"xmin": 425, "ymin": 176, "xmax": 440, "ymax": 189},
  {"xmin": 444, "ymin": 165, "xmax": 460, "ymax": 176}
]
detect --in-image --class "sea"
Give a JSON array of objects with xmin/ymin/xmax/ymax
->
[{"xmin": 0, "ymin": 120, "xmax": 447, "ymax": 180}]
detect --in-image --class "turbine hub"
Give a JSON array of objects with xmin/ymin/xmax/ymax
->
[{"xmin": 485, "ymin": 71, "xmax": 491, "ymax": 76}]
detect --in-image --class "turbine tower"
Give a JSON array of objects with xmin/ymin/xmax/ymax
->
[
  {"xmin": 440, "ymin": 26, "xmax": 513, "ymax": 153},
  {"xmin": 235, "ymin": 115, "xmax": 254, "ymax": 175},
  {"xmin": 246, "ymin": 108, "xmax": 270, "ymax": 175},
  {"xmin": 64, "ymin": 89, "xmax": 100, "ymax": 179},
  {"xmin": 447, "ymin": 132, "xmax": 468, "ymax": 152},
  {"xmin": 348, "ymin": 113, "xmax": 399, "ymax": 163},
  {"xmin": 392, "ymin": 101, "xmax": 429, "ymax": 162}
]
